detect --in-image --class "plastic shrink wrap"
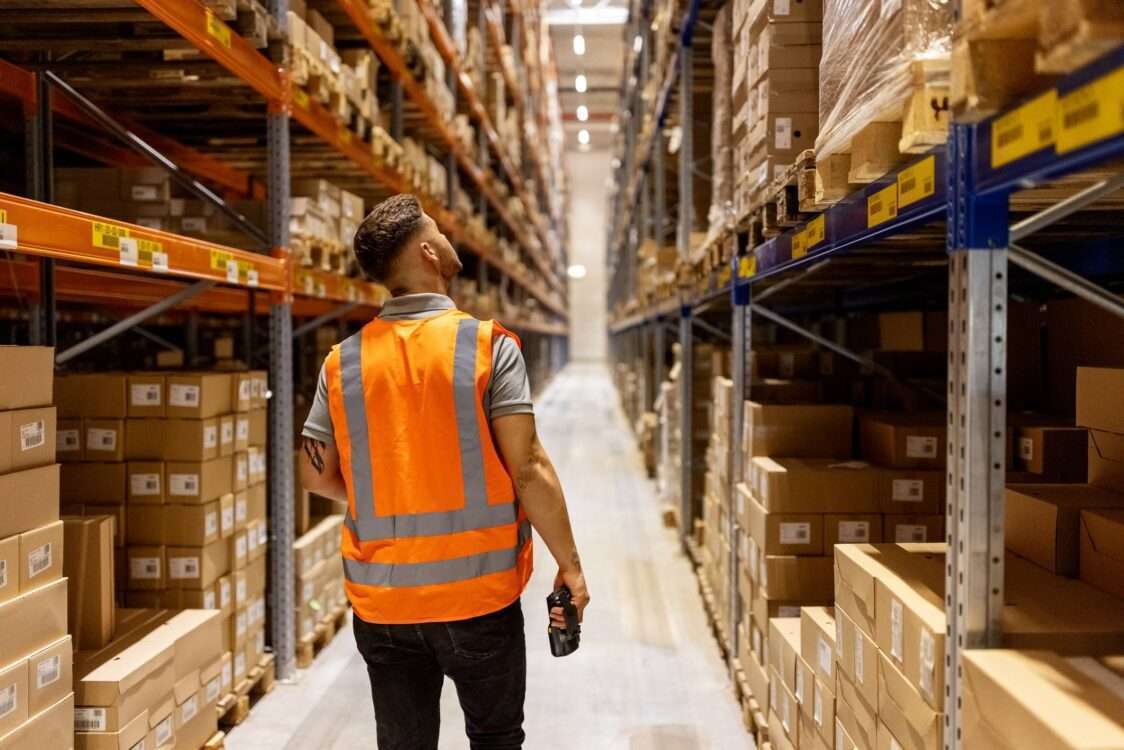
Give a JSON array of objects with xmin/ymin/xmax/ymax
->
[{"xmin": 709, "ymin": 1, "xmax": 735, "ymax": 239}]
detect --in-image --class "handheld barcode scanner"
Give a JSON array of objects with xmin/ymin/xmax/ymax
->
[{"xmin": 546, "ymin": 585, "xmax": 581, "ymax": 657}]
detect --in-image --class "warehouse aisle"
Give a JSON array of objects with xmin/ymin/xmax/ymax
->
[{"xmin": 230, "ymin": 363, "xmax": 746, "ymax": 749}]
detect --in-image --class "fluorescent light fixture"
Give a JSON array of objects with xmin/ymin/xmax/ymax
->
[
  {"xmin": 545, "ymin": 6, "xmax": 628, "ymax": 25},
  {"xmin": 575, "ymin": 74, "xmax": 587, "ymax": 93},
  {"xmin": 633, "ymin": 34, "xmax": 643, "ymax": 52},
  {"xmin": 577, "ymin": 129, "xmax": 590, "ymax": 145},
  {"xmin": 572, "ymin": 33, "xmax": 585, "ymax": 55},
  {"xmin": 576, "ymin": 105, "xmax": 589, "ymax": 122},
  {"xmin": 567, "ymin": 264, "xmax": 588, "ymax": 279}
]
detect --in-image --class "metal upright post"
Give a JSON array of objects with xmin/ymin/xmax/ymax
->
[
  {"xmin": 654, "ymin": 317, "xmax": 666, "ymax": 388},
  {"xmin": 728, "ymin": 270, "xmax": 751, "ymax": 672},
  {"xmin": 678, "ymin": 304, "xmax": 693, "ymax": 547},
  {"xmin": 28, "ymin": 74, "xmax": 56, "ymax": 347},
  {"xmin": 944, "ymin": 123, "xmax": 1008, "ymax": 750},
  {"xmin": 677, "ymin": 44, "xmax": 693, "ymax": 259}
]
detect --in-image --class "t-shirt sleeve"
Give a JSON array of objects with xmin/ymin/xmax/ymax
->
[
  {"xmin": 301, "ymin": 363, "xmax": 336, "ymax": 446},
  {"xmin": 487, "ymin": 335, "xmax": 534, "ymax": 418}
]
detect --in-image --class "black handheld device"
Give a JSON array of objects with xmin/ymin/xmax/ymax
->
[{"xmin": 546, "ymin": 585, "xmax": 581, "ymax": 657}]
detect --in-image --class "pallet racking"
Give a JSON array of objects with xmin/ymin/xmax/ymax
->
[
  {"xmin": 607, "ymin": 5, "xmax": 1124, "ymax": 745},
  {"xmin": 0, "ymin": 0, "xmax": 570, "ymax": 682}
]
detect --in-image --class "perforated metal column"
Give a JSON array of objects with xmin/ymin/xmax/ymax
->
[
  {"xmin": 678, "ymin": 306, "xmax": 693, "ymax": 546},
  {"xmin": 728, "ymin": 279, "xmax": 751, "ymax": 671}
]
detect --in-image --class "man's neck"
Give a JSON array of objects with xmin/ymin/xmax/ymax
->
[{"xmin": 389, "ymin": 279, "xmax": 447, "ymax": 297}]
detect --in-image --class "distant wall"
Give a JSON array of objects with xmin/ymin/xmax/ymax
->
[{"xmin": 564, "ymin": 150, "xmax": 610, "ymax": 362}]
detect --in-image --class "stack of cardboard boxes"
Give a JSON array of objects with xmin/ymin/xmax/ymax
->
[
  {"xmin": 701, "ymin": 374, "xmax": 734, "ymax": 623},
  {"xmin": 292, "ymin": 515, "xmax": 346, "ymax": 648},
  {"xmin": 56, "ymin": 369, "xmax": 271, "ymax": 690},
  {"xmin": 0, "ymin": 347, "xmax": 74, "ymax": 747},
  {"xmin": 291, "ymin": 178, "xmax": 365, "ymax": 273},
  {"xmin": 730, "ymin": 0, "xmax": 822, "ymax": 216}
]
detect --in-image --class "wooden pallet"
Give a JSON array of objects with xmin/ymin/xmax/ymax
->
[
  {"xmin": 296, "ymin": 604, "xmax": 350, "ymax": 668},
  {"xmin": 202, "ymin": 731, "xmax": 226, "ymax": 750},
  {"xmin": 218, "ymin": 654, "xmax": 276, "ymax": 728}
]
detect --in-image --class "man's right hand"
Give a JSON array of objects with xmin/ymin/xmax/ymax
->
[{"xmin": 552, "ymin": 568, "xmax": 590, "ymax": 625}]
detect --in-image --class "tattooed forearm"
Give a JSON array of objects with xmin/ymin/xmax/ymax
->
[
  {"xmin": 303, "ymin": 437, "xmax": 326, "ymax": 474},
  {"xmin": 569, "ymin": 550, "xmax": 582, "ymax": 572}
]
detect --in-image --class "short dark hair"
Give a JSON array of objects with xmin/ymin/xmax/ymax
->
[{"xmin": 353, "ymin": 194, "xmax": 426, "ymax": 281}]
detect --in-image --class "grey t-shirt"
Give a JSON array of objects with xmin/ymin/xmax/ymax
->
[{"xmin": 301, "ymin": 293, "xmax": 533, "ymax": 446}]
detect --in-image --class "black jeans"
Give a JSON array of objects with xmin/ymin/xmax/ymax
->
[{"xmin": 352, "ymin": 600, "xmax": 527, "ymax": 750}]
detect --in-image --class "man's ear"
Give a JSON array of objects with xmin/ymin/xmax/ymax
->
[{"xmin": 419, "ymin": 240, "xmax": 439, "ymax": 263}]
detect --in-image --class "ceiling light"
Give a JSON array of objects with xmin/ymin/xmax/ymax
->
[
  {"xmin": 573, "ymin": 33, "xmax": 585, "ymax": 55},
  {"xmin": 567, "ymin": 264, "xmax": 588, "ymax": 279},
  {"xmin": 576, "ymin": 105, "xmax": 589, "ymax": 122},
  {"xmin": 575, "ymin": 74, "xmax": 587, "ymax": 93},
  {"xmin": 577, "ymin": 129, "xmax": 590, "ymax": 145}
]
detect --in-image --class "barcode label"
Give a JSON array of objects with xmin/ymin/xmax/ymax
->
[
  {"xmin": 222, "ymin": 421, "xmax": 234, "ymax": 445},
  {"xmin": 170, "ymin": 473, "xmax": 199, "ymax": 496},
  {"xmin": 779, "ymin": 522, "xmax": 811, "ymax": 545},
  {"xmin": 0, "ymin": 684, "xmax": 15, "ymax": 719},
  {"xmin": 169, "ymin": 383, "xmax": 200, "ymax": 407},
  {"xmin": 155, "ymin": 716, "xmax": 173, "ymax": 745},
  {"xmin": 204, "ymin": 425, "xmax": 218, "ymax": 449},
  {"xmin": 906, "ymin": 435, "xmax": 939, "ymax": 458},
  {"xmin": 131, "ymin": 473, "xmax": 161, "ymax": 496},
  {"xmin": 814, "ymin": 684, "xmax": 824, "ymax": 726},
  {"xmin": 131, "ymin": 557, "xmax": 161, "ymax": 580},
  {"xmin": 920, "ymin": 628, "xmax": 936, "ymax": 697},
  {"xmin": 221, "ymin": 578, "xmax": 232, "ymax": 608},
  {"xmin": 1019, "ymin": 437, "xmax": 1034, "ymax": 461},
  {"xmin": 204, "ymin": 590, "xmax": 217, "ymax": 610},
  {"xmin": 223, "ymin": 505, "xmax": 235, "ymax": 533},
  {"xmin": 58, "ymin": 429, "xmax": 80, "ymax": 452},
  {"xmin": 37, "ymin": 654, "xmax": 60, "ymax": 688},
  {"xmin": 236, "ymin": 535, "xmax": 247, "ymax": 561},
  {"xmin": 170, "ymin": 556, "xmax": 200, "ymax": 579},
  {"xmin": 87, "ymin": 427, "xmax": 118, "ymax": 451},
  {"xmin": 236, "ymin": 498, "xmax": 247, "ymax": 524},
  {"xmin": 235, "ymin": 653, "xmax": 246, "ymax": 678},
  {"xmin": 130, "ymin": 383, "xmax": 162, "ymax": 406},
  {"xmin": 854, "ymin": 631, "xmax": 864, "ymax": 684},
  {"xmin": 891, "ymin": 479, "xmax": 924, "ymax": 502},
  {"xmin": 237, "ymin": 578, "xmax": 247, "ymax": 603},
  {"xmin": 28, "ymin": 542, "xmax": 51, "ymax": 578},
  {"xmin": 838, "ymin": 521, "xmax": 870, "ymax": 543},
  {"xmin": 237, "ymin": 417, "xmax": 249, "ymax": 440},
  {"xmin": 206, "ymin": 511, "xmax": 219, "ymax": 537},
  {"xmin": 180, "ymin": 694, "xmax": 198, "ymax": 723},
  {"xmin": 237, "ymin": 457, "xmax": 248, "ymax": 482},
  {"xmin": 891, "ymin": 598, "xmax": 904, "ymax": 661},
  {"xmin": 19, "ymin": 419, "xmax": 45, "ymax": 451},
  {"xmin": 222, "ymin": 661, "xmax": 232, "ymax": 689},
  {"xmin": 775, "ymin": 117, "xmax": 792, "ymax": 150},
  {"xmin": 818, "ymin": 637, "xmax": 832, "ymax": 676},
  {"xmin": 239, "ymin": 380, "xmax": 252, "ymax": 401},
  {"xmin": 75, "ymin": 707, "xmax": 108, "ymax": 732},
  {"xmin": 794, "ymin": 665, "xmax": 804, "ymax": 704},
  {"xmin": 895, "ymin": 524, "xmax": 928, "ymax": 543},
  {"xmin": 206, "ymin": 676, "xmax": 221, "ymax": 703}
]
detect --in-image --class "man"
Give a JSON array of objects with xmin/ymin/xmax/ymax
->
[{"xmin": 299, "ymin": 194, "xmax": 589, "ymax": 750}]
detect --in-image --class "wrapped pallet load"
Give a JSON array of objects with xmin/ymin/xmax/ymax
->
[
  {"xmin": 816, "ymin": 0, "xmax": 952, "ymax": 199},
  {"xmin": 708, "ymin": 1, "xmax": 735, "ymax": 240}
]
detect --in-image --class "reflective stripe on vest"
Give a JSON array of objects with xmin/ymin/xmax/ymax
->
[{"xmin": 337, "ymin": 317, "xmax": 519, "ymax": 542}]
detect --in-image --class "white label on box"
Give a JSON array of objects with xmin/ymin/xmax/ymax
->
[
  {"xmin": 222, "ymin": 661, "xmax": 232, "ymax": 689},
  {"xmin": 235, "ymin": 653, "xmax": 246, "ymax": 678},
  {"xmin": 131, "ymin": 185, "xmax": 159, "ymax": 201},
  {"xmin": 906, "ymin": 435, "xmax": 939, "ymax": 459},
  {"xmin": 236, "ymin": 497, "xmax": 247, "ymax": 525},
  {"xmin": 891, "ymin": 598, "xmax": 904, "ymax": 661},
  {"xmin": 36, "ymin": 653, "xmax": 60, "ymax": 688},
  {"xmin": 769, "ymin": 679, "xmax": 777, "ymax": 713},
  {"xmin": 854, "ymin": 632, "xmax": 864, "ymax": 685},
  {"xmin": 204, "ymin": 589, "xmax": 216, "ymax": 610},
  {"xmin": 169, "ymin": 383, "xmax": 200, "ymax": 407},
  {"xmin": 152, "ymin": 251, "xmax": 169, "ymax": 272},
  {"xmin": 222, "ymin": 421, "xmax": 234, "ymax": 445},
  {"xmin": 247, "ymin": 268, "xmax": 260, "ymax": 287},
  {"xmin": 131, "ymin": 473, "xmax": 161, "ymax": 496},
  {"xmin": 920, "ymin": 628, "xmax": 936, "ymax": 697},
  {"xmin": 0, "ymin": 560, "xmax": 6, "ymax": 589},
  {"xmin": 250, "ymin": 451, "xmax": 265, "ymax": 475},
  {"xmin": 752, "ymin": 626, "xmax": 762, "ymax": 658},
  {"xmin": 0, "ymin": 223, "xmax": 18, "ymax": 250},
  {"xmin": 838, "ymin": 521, "xmax": 870, "ymax": 543},
  {"xmin": 773, "ymin": 0, "xmax": 790, "ymax": 14},
  {"xmin": 881, "ymin": 0, "xmax": 902, "ymax": 19},
  {"xmin": 155, "ymin": 715, "xmax": 172, "ymax": 746},
  {"xmin": 236, "ymin": 534, "xmax": 247, "ymax": 561},
  {"xmin": 237, "ymin": 578, "xmax": 247, "ymax": 603},
  {"xmin": 895, "ymin": 524, "xmax": 929, "ymax": 543},
  {"xmin": 892, "ymin": 479, "xmax": 924, "ymax": 502},
  {"xmin": 169, "ymin": 473, "xmax": 199, "ymax": 496},
  {"xmin": 181, "ymin": 693, "xmax": 198, "ymax": 723},
  {"xmin": 19, "ymin": 419, "xmax": 45, "ymax": 451},
  {"xmin": 28, "ymin": 542, "xmax": 51, "ymax": 578},
  {"xmin": 779, "ymin": 522, "xmax": 810, "ymax": 545},
  {"xmin": 87, "ymin": 427, "xmax": 117, "ymax": 452},
  {"xmin": 794, "ymin": 665, "xmax": 804, "ymax": 704},
  {"xmin": 75, "ymin": 707, "xmax": 107, "ymax": 732},
  {"xmin": 131, "ymin": 556, "xmax": 160, "ymax": 580},
  {"xmin": 58, "ymin": 429, "xmax": 80, "ymax": 452},
  {"xmin": 237, "ymin": 610, "xmax": 247, "ymax": 636},
  {"xmin": 118, "ymin": 237, "xmax": 139, "ymax": 266},
  {"xmin": 774, "ymin": 117, "xmax": 792, "ymax": 150},
  {"xmin": 835, "ymin": 720, "xmax": 844, "ymax": 750},
  {"xmin": 814, "ymin": 684, "xmax": 824, "ymax": 726},
  {"xmin": 237, "ymin": 457, "xmax": 248, "ymax": 483},
  {"xmin": 0, "ymin": 684, "xmax": 15, "ymax": 719},
  {"xmin": 781, "ymin": 689, "xmax": 791, "ymax": 734},
  {"xmin": 818, "ymin": 636, "xmax": 832, "ymax": 677},
  {"xmin": 170, "ymin": 556, "xmax": 200, "ymax": 580},
  {"xmin": 836, "ymin": 617, "xmax": 844, "ymax": 657},
  {"xmin": 130, "ymin": 383, "xmax": 162, "ymax": 406},
  {"xmin": 221, "ymin": 578, "xmax": 232, "ymax": 608},
  {"xmin": 257, "ymin": 522, "xmax": 267, "ymax": 546},
  {"xmin": 239, "ymin": 380, "xmax": 252, "ymax": 402},
  {"xmin": 206, "ymin": 676, "xmax": 221, "ymax": 703},
  {"xmin": 1019, "ymin": 437, "xmax": 1034, "ymax": 461},
  {"xmin": 223, "ymin": 505, "xmax": 235, "ymax": 533},
  {"xmin": 206, "ymin": 510, "xmax": 219, "ymax": 537},
  {"xmin": 204, "ymin": 425, "xmax": 218, "ymax": 449},
  {"xmin": 237, "ymin": 417, "xmax": 249, "ymax": 441}
]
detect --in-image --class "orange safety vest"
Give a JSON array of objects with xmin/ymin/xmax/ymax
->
[{"xmin": 324, "ymin": 308, "xmax": 533, "ymax": 624}]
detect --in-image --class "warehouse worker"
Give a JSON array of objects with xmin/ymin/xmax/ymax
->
[{"xmin": 298, "ymin": 193, "xmax": 589, "ymax": 750}]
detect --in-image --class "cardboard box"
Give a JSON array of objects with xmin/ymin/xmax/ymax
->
[
  {"xmin": 750, "ymin": 458, "xmax": 879, "ymax": 513},
  {"xmin": 884, "ymin": 515, "xmax": 944, "ymax": 544},
  {"xmin": 56, "ymin": 374, "xmax": 126, "ymax": 419},
  {"xmin": 166, "ymin": 457, "xmax": 233, "ymax": 504},
  {"xmin": 0, "ymin": 577, "xmax": 67, "ymax": 672},
  {"xmin": 961, "ymin": 650, "xmax": 1124, "ymax": 750},
  {"xmin": 836, "ymin": 669, "xmax": 877, "ymax": 750},
  {"xmin": 767, "ymin": 617, "xmax": 802, "ymax": 697},
  {"xmin": 248, "ymin": 409, "xmax": 267, "ymax": 448},
  {"xmin": 824, "ymin": 514, "xmax": 882, "ymax": 547},
  {"xmin": 84, "ymin": 419, "xmax": 125, "ymax": 462},
  {"xmin": 1088, "ymin": 429, "xmax": 1124, "ymax": 492},
  {"xmin": 0, "ymin": 660, "xmax": 28, "ymax": 737},
  {"xmin": 1076, "ymin": 367, "xmax": 1124, "ymax": 434},
  {"xmin": 745, "ymin": 403, "xmax": 853, "ymax": 458},
  {"xmin": 246, "ymin": 482, "xmax": 267, "ymax": 524},
  {"xmin": 1015, "ymin": 425, "xmax": 1088, "ymax": 482},
  {"xmin": 768, "ymin": 707, "xmax": 797, "ymax": 750},
  {"xmin": 218, "ymin": 415, "xmax": 235, "ymax": 458},
  {"xmin": 76, "ymin": 630, "xmax": 174, "ymax": 734},
  {"xmin": 0, "ymin": 465, "xmax": 59, "ymax": 541},
  {"xmin": 165, "ymin": 539, "xmax": 230, "ymax": 591},
  {"xmin": 231, "ymin": 373, "xmax": 253, "ymax": 414},
  {"xmin": 801, "ymin": 606, "xmax": 836, "ymax": 685},
  {"xmin": 126, "ymin": 462, "xmax": 163, "ymax": 504},
  {"xmin": 875, "ymin": 469, "xmax": 943, "ymax": 515},
  {"xmin": 146, "ymin": 696, "xmax": 175, "ymax": 748},
  {"xmin": 1079, "ymin": 508, "xmax": 1124, "ymax": 599},
  {"xmin": 878, "ymin": 312, "xmax": 926, "ymax": 351},
  {"xmin": 759, "ymin": 555, "xmax": 833, "ymax": 600},
  {"xmin": 126, "ymin": 374, "xmax": 165, "ymax": 418},
  {"xmin": 1005, "ymin": 484, "xmax": 1124, "ymax": 576},
  {"xmin": 126, "ymin": 547, "xmax": 164, "ymax": 590},
  {"xmin": 220, "ymin": 494, "xmax": 235, "ymax": 539},
  {"xmin": 56, "ymin": 418, "xmax": 82, "ymax": 462},
  {"xmin": 234, "ymin": 414, "xmax": 250, "ymax": 452},
  {"xmin": 125, "ymin": 418, "xmax": 219, "ymax": 462},
  {"xmin": 0, "ymin": 537, "xmax": 16, "ymax": 606},
  {"xmin": 63, "ymin": 516, "xmax": 115, "ymax": 650},
  {"xmin": 878, "ymin": 651, "xmax": 941, "ymax": 750},
  {"xmin": 860, "ymin": 414, "xmax": 945, "ymax": 470},
  {"xmin": 18, "ymin": 521, "xmax": 62, "ymax": 591},
  {"xmin": 233, "ymin": 451, "xmax": 248, "ymax": 492},
  {"xmin": 127, "ymin": 501, "xmax": 221, "ymax": 547},
  {"xmin": 75, "ymin": 708, "xmax": 146, "ymax": 750},
  {"xmin": 248, "ymin": 446, "xmax": 265, "ymax": 485},
  {"xmin": 748, "ymin": 492, "xmax": 823, "ymax": 555},
  {"xmin": 0, "ymin": 347, "xmax": 52, "ymax": 410},
  {"xmin": 166, "ymin": 373, "xmax": 232, "ymax": 419},
  {"xmin": 61, "ymin": 462, "xmax": 123, "ymax": 505},
  {"xmin": 27, "ymin": 635, "xmax": 71, "ymax": 717},
  {"xmin": 0, "ymin": 407, "xmax": 55, "ymax": 474},
  {"xmin": 812, "ymin": 674, "xmax": 836, "ymax": 747},
  {"xmin": 0, "ymin": 693, "xmax": 73, "ymax": 750},
  {"xmin": 836, "ymin": 607, "xmax": 878, "ymax": 715}
]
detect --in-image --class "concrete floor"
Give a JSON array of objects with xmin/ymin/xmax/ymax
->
[{"xmin": 228, "ymin": 363, "xmax": 747, "ymax": 749}]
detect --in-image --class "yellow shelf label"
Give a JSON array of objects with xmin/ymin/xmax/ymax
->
[
  {"xmin": 91, "ymin": 220, "xmax": 130, "ymax": 250},
  {"xmin": 792, "ymin": 230, "xmax": 807, "ymax": 259},
  {"xmin": 718, "ymin": 265, "xmax": 732, "ymax": 287},
  {"xmin": 991, "ymin": 91, "xmax": 1057, "ymax": 168},
  {"xmin": 805, "ymin": 215, "xmax": 826, "ymax": 250},
  {"xmin": 738, "ymin": 255, "xmax": 756, "ymax": 279},
  {"xmin": 1057, "ymin": 67, "xmax": 1124, "ymax": 154},
  {"xmin": 867, "ymin": 184, "xmax": 898, "ymax": 228},
  {"xmin": 339, "ymin": 127, "xmax": 352, "ymax": 145},
  {"xmin": 205, "ymin": 9, "xmax": 233, "ymax": 49},
  {"xmin": 897, "ymin": 155, "xmax": 936, "ymax": 209},
  {"xmin": 293, "ymin": 88, "xmax": 310, "ymax": 110},
  {"xmin": 0, "ymin": 210, "xmax": 7, "ymax": 223},
  {"xmin": 209, "ymin": 249, "xmax": 234, "ymax": 272}
]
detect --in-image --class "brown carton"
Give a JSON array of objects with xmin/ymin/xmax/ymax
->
[
  {"xmin": 0, "ymin": 407, "xmax": 55, "ymax": 474},
  {"xmin": 56, "ymin": 418, "xmax": 82, "ymax": 462},
  {"xmin": 801, "ymin": 606, "xmax": 836, "ymax": 685},
  {"xmin": 248, "ymin": 408, "xmax": 266, "ymax": 447},
  {"xmin": 233, "ymin": 451, "xmax": 248, "ymax": 492},
  {"xmin": 234, "ymin": 414, "xmax": 249, "ymax": 452},
  {"xmin": 1079, "ymin": 509, "xmax": 1124, "ymax": 599},
  {"xmin": 165, "ymin": 539, "xmax": 230, "ymax": 591},
  {"xmin": 836, "ymin": 668, "xmax": 877, "ymax": 750},
  {"xmin": 126, "ymin": 547, "xmax": 164, "ymax": 590},
  {"xmin": 1088, "ymin": 429, "xmax": 1124, "ymax": 492},
  {"xmin": 75, "ymin": 625, "xmax": 175, "ymax": 733},
  {"xmin": 1015, "ymin": 425, "xmax": 1088, "ymax": 482},
  {"xmin": 245, "ymin": 482, "xmax": 267, "ymax": 524},
  {"xmin": 767, "ymin": 616, "xmax": 802, "ymax": 696},
  {"xmin": 796, "ymin": 654, "xmax": 815, "ymax": 718},
  {"xmin": 748, "ymin": 491, "xmax": 823, "ymax": 556},
  {"xmin": 126, "ymin": 501, "xmax": 220, "ymax": 547},
  {"xmin": 146, "ymin": 695, "xmax": 175, "ymax": 748},
  {"xmin": 84, "ymin": 419, "xmax": 125, "ymax": 462},
  {"xmin": 219, "ymin": 415, "xmax": 235, "ymax": 458},
  {"xmin": 166, "ymin": 373, "xmax": 232, "ymax": 419},
  {"xmin": 0, "ymin": 537, "xmax": 16, "ymax": 606},
  {"xmin": 812, "ymin": 673, "xmax": 836, "ymax": 747},
  {"xmin": 0, "ymin": 465, "xmax": 59, "ymax": 540},
  {"xmin": 220, "ymin": 494, "xmax": 235, "ymax": 538},
  {"xmin": 0, "ymin": 577, "xmax": 67, "ymax": 670},
  {"xmin": 126, "ymin": 374, "xmax": 165, "ymax": 418},
  {"xmin": 859, "ymin": 413, "xmax": 945, "ymax": 470},
  {"xmin": 884, "ymin": 515, "xmax": 944, "ymax": 544},
  {"xmin": 75, "ymin": 709, "xmax": 147, "ymax": 750},
  {"xmin": 824, "ymin": 514, "xmax": 882, "ymax": 547},
  {"xmin": 750, "ymin": 458, "xmax": 879, "ymax": 513},
  {"xmin": 836, "ymin": 607, "xmax": 878, "ymax": 718},
  {"xmin": 878, "ymin": 651, "xmax": 940, "ymax": 750},
  {"xmin": 0, "ymin": 693, "xmax": 73, "ymax": 750},
  {"xmin": 61, "ymin": 463, "xmax": 123, "ymax": 505},
  {"xmin": 56, "ymin": 374, "xmax": 126, "ymax": 419},
  {"xmin": 875, "ymin": 469, "xmax": 943, "ymax": 515},
  {"xmin": 1005, "ymin": 484, "xmax": 1124, "ymax": 576},
  {"xmin": 759, "ymin": 555, "xmax": 833, "ymax": 600},
  {"xmin": 125, "ymin": 418, "xmax": 218, "ymax": 462},
  {"xmin": 746, "ymin": 403, "xmax": 853, "ymax": 458},
  {"xmin": 126, "ymin": 462, "xmax": 163, "ymax": 504},
  {"xmin": 231, "ymin": 373, "xmax": 253, "ymax": 413},
  {"xmin": 63, "ymin": 516, "xmax": 115, "ymax": 650},
  {"xmin": 18, "ymin": 521, "xmax": 62, "ymax": 591},
  {"xmin": 0, "ymin": 660, "xmax": 28, "ymax": 737},
  {"xmin": 27, "ymin": 635, "xmax": 70, "ymax": 716},
  {"xmin": 878, "ymin": 312, "xmax": 925, "ymax": 351},
  {"xmin": 0, "ymin": 347, "xmax": 52, "ymax": 410},
  {"xmin": 768, "ymin": 707, "xmax": 797, "ymax": 750},
  {"xmin": 1076, "ymin": 367, "xmax": 1124, "ymax": 434},
  {"xmin": 166, "ymin": 457, "xmax": 233, "ymax": 504}
]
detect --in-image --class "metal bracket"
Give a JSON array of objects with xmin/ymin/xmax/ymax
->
[
  {"xmin": 691, "ymin": 316, "xmax": 732, "ymax": 343},
  {"xmin": 1010, "ymin": 244, "xmax": 1124, "ymax": 320}
]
